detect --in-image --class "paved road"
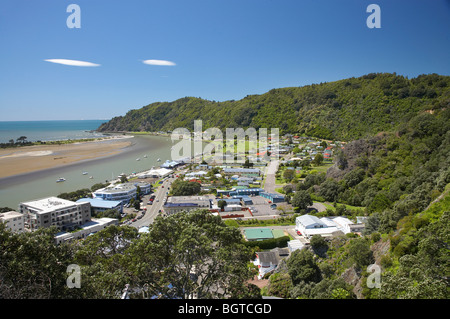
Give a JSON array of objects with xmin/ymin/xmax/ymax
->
[
  {"xmin": 130, "ymin": 176, "xmax": 176, "ymax": 229},
  {"xmin": 264, "ymin": 159, "xmax": 279, "ymax": 193}
]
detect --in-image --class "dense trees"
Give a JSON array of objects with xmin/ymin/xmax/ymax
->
[
  {"xmin": 170, "ymin": 180, "xmax": 201, "ymax": 196},
  {"xmin": 0, "ymin": 209, "xmax": 259, "ymax": 299},
  {"xmin": 98, "ymin": 73, "xmax": 450, "ymax": 141}
]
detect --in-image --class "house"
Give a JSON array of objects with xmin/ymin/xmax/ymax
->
[
  {"xmin": 254, "ymin": 248, "xmax": 290, "ymax": 279},
  {"xmin": 185, "ymin": 171, "xmax": 208, "ymax": 178}
]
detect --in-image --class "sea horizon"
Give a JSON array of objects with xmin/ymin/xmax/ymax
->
[{"xmin": 0, "ymin": 119, "xmax": 109, "ymax": 144}]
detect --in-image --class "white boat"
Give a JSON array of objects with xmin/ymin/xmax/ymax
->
[
  {"xmin": 56, "ymin": 177, "xmax": 66, "ymax": 183},
  {"xmin": 143, "ymin": 155, "xmax": 148, "ymax": 158},
  {"xmin": 136, "ymin": 158, "xmax": 140, "ymax": 161},
  {"xmin": 89, "ymin": 176, "xmax": 94, "ymax": 179},
  {"xmin": 82, "ymin": 172, "xmax": 88, "ymax": 175},
  {"xmin": 157, "ymin": 158, "xmax": 161, "ymax": 162}
]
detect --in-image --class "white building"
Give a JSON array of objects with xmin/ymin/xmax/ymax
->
[
  {"xmin": 93, "ymin": 182, "xmax": 151, "ymax": 204},
  {"xmin": 136, "ymin": 167, "xmax": 173, "ymax": 179},
  {"xmin": 0, "ymin": 211, "xmax": 24, "ymax": 233},
  {"xmin": 295, "ymin": 214, "xmax": 365, "ymax": 238},
  {"xmin": 19, "ymin": 197, "xmax": 91, "ymax": 232},
  {"xmin": 295, "ymin": 214, "xmax": 340, "ymax": 238},
  {"xmin": 54, "ymin": 217, "xmax": 118, "ymax": 244}
]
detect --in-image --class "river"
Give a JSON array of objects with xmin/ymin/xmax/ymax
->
[{"xmin": 0, "ymin": 134, "xmax": 175, "ymax": 210}]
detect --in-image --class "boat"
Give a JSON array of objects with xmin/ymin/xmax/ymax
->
[
  {"xmin": 82, "ymin": 172, "xmax": 88, "ymax": 175},
  {"xmin": 157, "ymin": 158, "xmax": 161, "ymax": 162},
  {"xmin": 89, "ymin": 176, "xmax": 94, "ymax": 179},
  {"xmin": 143, "ymin": 155, "xmax": 148, "ymax": 158},
  {"xmin": 56, "ymin": 178, "xmax": 66, "ymax": 183},
  {"xmin": 136, "ymin": 158, "xmax": 140, "ymax": 161}
]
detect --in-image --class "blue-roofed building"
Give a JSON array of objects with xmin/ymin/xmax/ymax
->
[
  {"xmin": 217, "ymin": 188, "xmax": 264, "ymax": 197},
  {"xmin": 220, "ymin": 198, "xmax": 241, "ymax": 205},
  {"xmin": 260, "ymin": 192, "xmax": 285, "ymax": 203},
  {"xmin": 232, "ymin": 195, "xmax": 253, "ymax": 205},
  {"xmin": 77, "ymin": 198, "xmax": 124, "ymax": 214}
]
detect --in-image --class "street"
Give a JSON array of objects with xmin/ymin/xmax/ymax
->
[
  {"xmin": 263, "ymin": 159, "xmax": 279, "ymax": 193},
  {"xmin": 129, "ymin": 175, "xmax": 176, "ymax": 229}
]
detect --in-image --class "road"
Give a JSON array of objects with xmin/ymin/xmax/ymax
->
[
  {"xmin": 130, "ymin": 175, "xmax": 176, "ymax": 229},
  {"xmin": 263, "ymin": 159, "xmax": 279, "ymax": 193}
]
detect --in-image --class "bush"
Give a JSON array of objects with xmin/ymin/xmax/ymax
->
[{"xmin": 244, "ymin": 236, "xmax": 290, "ymax": 250}]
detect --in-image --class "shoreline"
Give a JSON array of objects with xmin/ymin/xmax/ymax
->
[{"xmin": 0, "ymin": 136, "xmax": 134, "ymax": 180}]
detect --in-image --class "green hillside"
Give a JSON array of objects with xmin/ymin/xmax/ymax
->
[{"xmin": 98, "ymin": 73, "xmax": 450, "ymax": 141}]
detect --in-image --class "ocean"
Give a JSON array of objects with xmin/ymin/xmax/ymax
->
[
  {"xmin": 0, "ymin": 120, "xmax": 108, "ymax": 143},
  {"xmin": 0, "ymin": 120, "xmax": 175, "ymax": 209}
]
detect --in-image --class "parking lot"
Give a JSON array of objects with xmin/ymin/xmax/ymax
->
[{"xmin": 247, "ymin": 196, "xmax": 288, "ymax": 217}]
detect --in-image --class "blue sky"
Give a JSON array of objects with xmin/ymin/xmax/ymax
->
[{"xmin": 0, "ymin": 0, "xmax": 449, "ymax": 121}]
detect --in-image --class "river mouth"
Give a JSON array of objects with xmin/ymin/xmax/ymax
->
[{"xmin": 0, "ymin": 135, "xmax": 174, "ymax": 209}]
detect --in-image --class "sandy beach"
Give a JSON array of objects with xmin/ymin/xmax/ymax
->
[{"xmin": 0, "ymin": 137, "xmax": 133, "ymax": 179}]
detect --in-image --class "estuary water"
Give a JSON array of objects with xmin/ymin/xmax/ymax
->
[{"xmin": 0, "ymin": 120, "xmax": 176, "ymax": 209}]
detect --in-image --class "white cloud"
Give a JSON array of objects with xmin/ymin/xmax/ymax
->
[
  {"xmin": 44, "ymin": 59, "xmax": 101, "ymax": 67},
  {"xmin": 142, "ymin": 59, "xmax": 176, "ymax": 66}
]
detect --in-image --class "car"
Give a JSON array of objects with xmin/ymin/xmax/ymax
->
[
  {"xmin": 132, "ymin": 218, "xmax": 137, "ymax": 222},
  {"xmin": 296, "ymin": 231, "xmax": 302, "ymax": 235}
]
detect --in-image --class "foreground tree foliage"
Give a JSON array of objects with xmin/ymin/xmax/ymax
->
[
  {"xmin": 0, "ymin": 210, "xmax": 258, "ymax": 299},
  {"xmin": 0, "ymin": 224, "xmax": 74, "ymax": 298},
  {"xmin": 125, "ymin": 210, "xmax": 257, "ymax": 298}
]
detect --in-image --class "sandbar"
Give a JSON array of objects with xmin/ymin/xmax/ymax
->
[{"xmin": 0, "ymin": 137, "xmax": 133, "ymax": 179}]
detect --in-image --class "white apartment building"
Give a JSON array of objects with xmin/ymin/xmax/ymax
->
[
  {"xmin": 19, "ymin": 197, "xmax": 91, "ymax": 231},
  {"xmin": 93, "ymin": 182, "xmax": 151, "ymax": 203},
  {"xmin": 0, "ymin": 211, "xmax": 24, "ymax": 233}
]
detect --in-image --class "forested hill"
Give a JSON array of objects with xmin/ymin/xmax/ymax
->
[{"xmin": 98, "ymin": 73, "xmax": 450, "ymax": 141}]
